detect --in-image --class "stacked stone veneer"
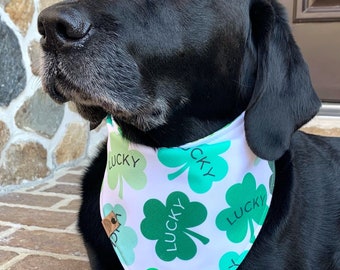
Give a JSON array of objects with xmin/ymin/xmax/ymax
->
[{"xmin": 0, "ymin": 0, "xmax": 106, "ymax": 187}]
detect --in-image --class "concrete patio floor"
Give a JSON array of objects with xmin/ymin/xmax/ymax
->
[{"xmin": 0, "ymin": 166, "xmax": 91, "ymax": 270}]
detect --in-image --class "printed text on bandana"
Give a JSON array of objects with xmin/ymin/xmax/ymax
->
[
  {"xmin": 141, "ymin": 192, "xmax": 209, "ymax": 261},
  {"xmin": 158, "ymin": 141, "xmax": 231, "ymax": 193},
  {"xmin": 107, "ymin": 132, "xmax": 147, "ymax": 198},
  {"xmin": 216, "ymin": 173, "xmax": 269, "ymax": 243}
]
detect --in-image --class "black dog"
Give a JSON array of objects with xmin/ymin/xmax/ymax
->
[{"xmin": 38, "ymin": 0, "xmax": 340, "ymax": 269}]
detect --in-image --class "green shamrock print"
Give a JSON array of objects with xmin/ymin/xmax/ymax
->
[
  {"xmin": 107, "ymin": 132, "xmax": 147, "ymax": 198},
  {"xmin": 219, "ymin": 251, "xmax": 249, "ymax": 270},
  {"xmin": 107, "ymin": 115, "xmax": 113, "ymax": 125},
  {"xmin": 157, "ymin": 141, "xmax": 230, "ymax": 193},
  {"xmin": 141, "ymin": 191, "xmax": 209, "ymax": 261},
  {"xmin": 216, "ymin": 173, "xmax": 269, "ymax": 243},
  {"xmin": 103, "ymin": 203, "xmax": 138, "ymax": 266}
]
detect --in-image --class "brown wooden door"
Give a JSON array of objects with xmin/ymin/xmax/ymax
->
[{"xmin": 280, "ymin": 0, "xmax": 340, "ymax": 102}]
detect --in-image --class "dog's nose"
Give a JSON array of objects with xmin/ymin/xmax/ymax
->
[{"xmin": 38, "ymin": 5, "xmax": 91, "ymax": 50}]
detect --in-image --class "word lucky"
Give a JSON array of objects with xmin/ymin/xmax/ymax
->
[
  {"xmin": 163, "ymin": 197, "xmax": 186, "ymax": 252},
  {"xmin": 108, "ymin": 153, "xmax": 141, "ymax": 169},
  {"xmin": 226, "ymin": 194, "xmax": 267, "ymax": 226}
]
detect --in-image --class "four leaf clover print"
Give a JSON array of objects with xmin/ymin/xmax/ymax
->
[
  {"xmin": 157, "ymin": 141, "xmax": 231, "ymax": 193},
  {"xmin": 102, "ymin": 203, "xmax": 138, "ymax": 266},
  {"xmin": 107, "ymin": 132, "xmax": 147, "ymax": 198},
  {"xmin": 141, "ymin": 191, "xmax": 209, "ymax": 262},
  {"xmin": 216, "ymin": 173, "xmax": 269, "ymax": 244}
]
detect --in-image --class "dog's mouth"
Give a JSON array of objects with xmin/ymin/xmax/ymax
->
[
  {"xmin": 43, "ymin": 74, "xmax": 70, "ymax": 104},
  {"xmin": 41, "ymin": 61, "xmax": 172, "ymax": 131},
  {"xmin": 43, "ymin": 69, "xmax": 93, "ymax": 105}
]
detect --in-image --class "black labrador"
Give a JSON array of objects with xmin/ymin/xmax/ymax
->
[{"xmin": 38, "ymin": 0, "xmax": 340, "ymax": 269}]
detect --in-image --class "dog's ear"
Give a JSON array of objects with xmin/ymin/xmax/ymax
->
[{"xmin": 244, "ymin": 0, "xmax": 321, "ymax": 160}]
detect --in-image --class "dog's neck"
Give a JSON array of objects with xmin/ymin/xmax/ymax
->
[{"xmin": 115, "ymin": 106, "xmax": 247, "ymax": 148}]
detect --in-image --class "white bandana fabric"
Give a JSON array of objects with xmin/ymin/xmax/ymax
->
[{"xmin": 100, "ymin": 112, "xmax": 275, "ymax": 270}]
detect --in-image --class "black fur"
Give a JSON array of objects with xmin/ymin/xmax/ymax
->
[{"xmin": 38, "ymin": 0, "xmax": 340, "ymax": 269}]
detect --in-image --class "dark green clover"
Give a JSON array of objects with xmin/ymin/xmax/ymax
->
[
  {"xmin": 216, "ymin": 173, "xmax": 269, "ymax": 243},
  {"xmin": 141, "ymin": 191, "xmax": 209, "ymax": 261}
]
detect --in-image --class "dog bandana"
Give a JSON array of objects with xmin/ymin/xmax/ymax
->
[{"xmin": 100, "ymin": 112, "xmax": 275, "ymax": 270}]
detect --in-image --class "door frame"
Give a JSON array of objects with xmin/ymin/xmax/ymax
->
[{"xmin": 294, "ymin": 0, "xmax": 340, "ymax": 23}]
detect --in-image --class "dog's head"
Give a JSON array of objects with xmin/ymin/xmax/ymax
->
[{"xmin": 38, "ymin": 0, "xmax": 320, "ymax": 160}]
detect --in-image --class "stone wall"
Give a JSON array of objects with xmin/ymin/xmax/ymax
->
[{"xmin": 0, "ymin": 0, "xmax": 106, "ymax": 188}]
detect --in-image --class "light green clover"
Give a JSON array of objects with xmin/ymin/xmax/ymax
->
[
  {"xmin": 141, "ymin": 191, "xmax": 209, "ymax": 261},
  {"xmin": 219, "ymin": 251, "xmax": 249, "ymax": 270},
  {"xmin": 157, "ymin": 141, "xmax": 230, "ymax": 193},
  {"xmin": 103, "ymin": 203, "xmax": 138, "ymax": 266},
  {"xmin": 107, "ymin": 132, "xmax": 147, "ymax": 198},
  {"xmin": 216, "ymin": 173, "xmax": 269, "ymax": 243}
]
